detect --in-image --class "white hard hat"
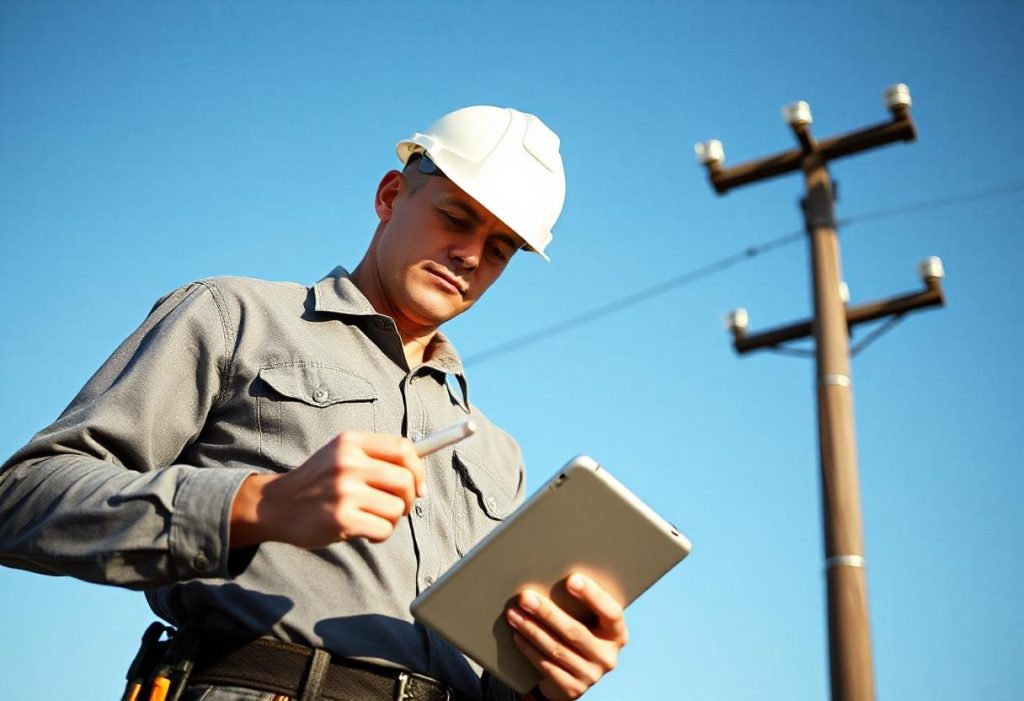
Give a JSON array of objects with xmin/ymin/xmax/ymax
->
[{"xmin": 396, "ymin": 106, "xmax": 565, "ymax": 261}]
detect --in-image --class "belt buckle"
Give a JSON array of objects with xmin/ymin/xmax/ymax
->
[{"xmin": 395, "ymin": 670, "xmax": 449, "ymax": 701}]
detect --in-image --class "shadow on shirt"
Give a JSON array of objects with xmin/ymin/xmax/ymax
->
[{"xmin": 156, "ymin": 582, "xmax": 486, "ymax": 697}]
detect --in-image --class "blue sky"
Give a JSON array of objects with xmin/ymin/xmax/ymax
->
[{"xmin": 1, "ymin": 1, "xmax": 1021, "ymax": 699}]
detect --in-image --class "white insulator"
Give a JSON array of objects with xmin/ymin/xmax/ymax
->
[
  {"xmin": 782, "ymin": 101, "xmax": 813, "ymax": 127},
  {"xmin": 723, "ymin": 308, "xmax": 749, "ymax": 334},
  {"xmin": 918, "ymin": 256, "xmax": 945, "ymax": 282},
  {"xmin": 885, "ymin": 83, "xmax": 912, "ymax": 112},
  {"xmin": 695, "ymin": 139, "xmax": 725, "ymax": 166}
]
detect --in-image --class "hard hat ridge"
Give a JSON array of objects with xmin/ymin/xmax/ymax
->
[{"xmin": 396, "ymin": 105, "xmax": 566, "ymax": 261}]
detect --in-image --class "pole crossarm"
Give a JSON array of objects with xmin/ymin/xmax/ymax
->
[
  {"xmin": 705, "ymin": 111, "xmax": 916, "ymax": 194},
  {"xmin": 732, "ymin": 279, "xmax": 944, "ymax": 354}
]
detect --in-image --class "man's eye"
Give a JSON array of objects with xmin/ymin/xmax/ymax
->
[
  {"xmin": 440, "ymin": 211, "xmax": 466, "ymax": 228},
  {"xmin": 490, "ymin": 244, "xmax": 512, "ymax": 262}
]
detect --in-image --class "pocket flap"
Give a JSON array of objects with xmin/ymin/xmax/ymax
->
[
  {"xmin": 260, "ymin": 364, "xmax": 377, "ymax": 408},
  {"xmin": 454, "ymin": 443, "xmax": 518, "ymax": 520}
]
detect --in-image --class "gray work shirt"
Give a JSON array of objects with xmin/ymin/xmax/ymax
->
[{"xmin": 0, "ymin": 267, "xmax": 525, "ymax": 700}]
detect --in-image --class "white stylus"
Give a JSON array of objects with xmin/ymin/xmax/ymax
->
[{"xmin": 413, "ymin": 419, "xmax": 478, "ymax": 458}]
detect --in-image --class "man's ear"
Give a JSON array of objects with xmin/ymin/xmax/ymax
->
[{"xmin": 375, "ymin": 170, "xmax": 403, "ymax": 222}]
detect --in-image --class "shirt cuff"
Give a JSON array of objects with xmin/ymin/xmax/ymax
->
[{"xmin": 169, "ymin": 466, "xmax": 255, "ymax": 580}]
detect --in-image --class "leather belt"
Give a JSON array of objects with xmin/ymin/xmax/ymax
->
[{"xmin": 188, "ymin": 634, "xmax": 455, "ymax": 701}]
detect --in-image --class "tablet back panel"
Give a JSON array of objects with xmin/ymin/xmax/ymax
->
[{"xmin": 410, "ymin": 455, "xmax": 691, "ymax": 693}]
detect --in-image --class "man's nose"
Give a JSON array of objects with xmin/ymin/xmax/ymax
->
[{"xmin": 449, "ymin": 241, "xmax": 481, "ymax": 270}]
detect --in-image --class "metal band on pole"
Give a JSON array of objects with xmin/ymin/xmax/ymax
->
[
  {"xmin": 825, "ymin": 555, "xmax": 866, "ymax": 570},
  {"xmin": 820, "ymin": 373, "xmax": 851, "ymax": 387}
]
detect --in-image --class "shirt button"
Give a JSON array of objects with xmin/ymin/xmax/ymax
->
[
  {"xmin": 414, "ymin": 502, "xmax": 426, "ymax": 518},
  {"xmin": 374, "ymin": 318, "xmax": 388, "ymax": 330},
  {"xmin": 410, "ymin": 430, "xmax": 423, "ymax": 441},
  {"xmin": 423, "ymin": 575, "xmax": 434, "ymax": 587},
  {"xmin": 193, "ymin": 552, "xmax": 211, "ymax": 572},
  {"xmin": 313, "ymin": 388, "xmax": 328, "ymax": 403},
  {"xmin": 485, "ymin": 496, "xmax": 498, "ymax": 512}
]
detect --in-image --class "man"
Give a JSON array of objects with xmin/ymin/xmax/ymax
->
[{"xmin": 0, "ymin": 106, "xmax": 627, "ymax": 701}]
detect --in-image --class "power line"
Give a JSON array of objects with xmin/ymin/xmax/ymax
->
[
  {"xmin": 463, "ymin": 229, "xmax": 803, "ymax": 366},
  {"xmin": 838, "ymin": 181, "xmax": 1024, "ymax": 228},
  {"xmin": 463, "ymin": 181, "xmax": 1024, "ymax": 367}
]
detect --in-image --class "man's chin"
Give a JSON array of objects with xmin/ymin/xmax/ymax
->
[{"xmin": 408, "ymin": 296, "xmax": 470, "ymax": 329}]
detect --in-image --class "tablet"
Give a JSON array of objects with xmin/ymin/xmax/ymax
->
[{"xmin": 410, "ymin": 455, "xmax": 691, "ymax": 693}]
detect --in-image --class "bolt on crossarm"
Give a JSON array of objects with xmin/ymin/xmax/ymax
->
[{"xmin": 697, "ymin": 85, "xmax": 941, "ymax": 701}]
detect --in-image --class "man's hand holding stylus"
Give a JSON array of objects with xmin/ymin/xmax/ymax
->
[{"xmin": 229, "ymin": 422, "xmax": 477, "ymax": 549}]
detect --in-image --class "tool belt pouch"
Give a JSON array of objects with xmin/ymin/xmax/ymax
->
[{"xmin": 122, "ymin": 622, "xmax": 200, "ymax": 701}]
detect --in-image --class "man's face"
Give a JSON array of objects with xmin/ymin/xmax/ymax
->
[{"xmin": 366, "ymin": 167, "xmax": 524, "ymax": 335}]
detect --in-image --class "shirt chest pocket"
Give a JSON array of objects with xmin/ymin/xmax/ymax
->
[
  {"xmin": 257, "ymin": 363, "xmax": 379, "ymax": 470},
  {"xmin": 452, "ymin": 442, "xmax": 522, "ymax": 556}
]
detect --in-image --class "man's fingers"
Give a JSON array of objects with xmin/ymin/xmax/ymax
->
[
  {"xmin": 345, "ymin": 433, "xmax": 425, "ymax": 497},
  {"xmin": 511, "ymin": 633, "xmax": 588, "ymax": 701},
  {"xmin": 508, "ymin": 581, "xmax": 625, "ymax": 678},
  {"xmin": 566, "ymin": 574, "xmax": 628, "ymax": 642},
  {"xmin": 354, "ymin": 484, "xmax": 410, "ymax": 522},
  {"xmin": 342, "ymin": 508, "xmax": 399, "ymax": 543},
  {"xmin": 516, "ymin": 589, "xmax": 596, "ymax": 656},
  {"xmin": 506, "ymin": 606, "xmax": 602, "ymax": 687},
  {"xmin": 360, "ymin": 460, "xmax": 419, "ymax": 510}
]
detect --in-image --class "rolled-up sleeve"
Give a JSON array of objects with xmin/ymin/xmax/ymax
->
[{"xmin": 0, "ymin": 281, "xmax": 253, "ymax": 588}]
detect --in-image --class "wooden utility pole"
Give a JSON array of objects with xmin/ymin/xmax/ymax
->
[{"xmin": 696, "ymin": 85, "xmax": 945, "ymax": 701}]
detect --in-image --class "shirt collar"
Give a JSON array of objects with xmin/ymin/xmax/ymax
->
[
  {"xmin": 313, "ymin": 266, "xmax": 378, "ymax": 316},
  {"xmin": 313, "ymin": 266, "xmax": 471, "ymax": 412},
  {"xmin": 422, "ymin": 332, "xmax": 465, "ymax": 375},
  {"xmin": 421, "ymin": 332, "xmax": 471, "ymax": 412}
]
